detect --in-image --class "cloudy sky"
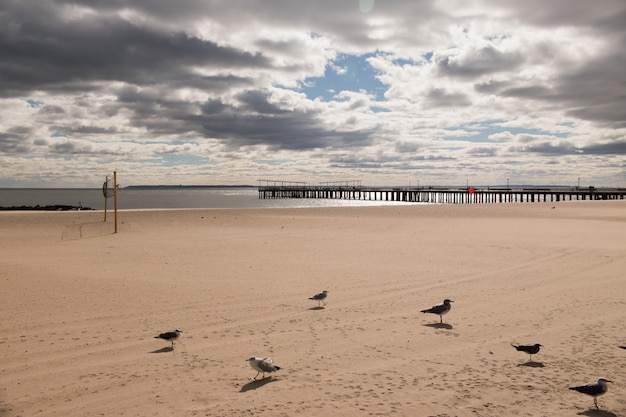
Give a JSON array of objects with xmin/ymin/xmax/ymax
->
[{"xmin": 1, "ymin": 0, "xmax": 625, "ymax": 187}]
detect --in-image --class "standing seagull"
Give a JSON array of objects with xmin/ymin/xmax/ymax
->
[
  {"xmin": 309, "ymin": 290, "xmax": 328, "ymax": 306},
  {"xmin": 247, "ymin": 357, "xmax": 282, "ymax": 380},
  {"xmin": 154, "ymin": 328, "xmax": 182, "ymax": 349},
  {"xmin": 421, "ymin": 299, "xmax": 453, "ymax": 323},
  {"xmin": 569, "ymin": 378, "xmax": 612, "ymax": 409},
  {"xmin": 511, "ymin": 343, "xmax": 542, "ymax": 362}
]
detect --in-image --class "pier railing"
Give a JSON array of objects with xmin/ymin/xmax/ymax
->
[{"xmin": 257, "ymin": 183, "xmax": 626, "ymax": 204}]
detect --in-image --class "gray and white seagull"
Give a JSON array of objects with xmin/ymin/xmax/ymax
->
[
  {"xmin": 421, "ymin": 299, "xmax": 453, "ymax": 323},
  {"xmin": 569, "ymin": 377, "xmax": 612, "ymax": 409},
  {"xmin": 309, "ymin": 290, "xmax": 328, "ymax": 306},
  {"xmin": 154, "ymin": 328, "xmax": 182, "ymax": 349},
  {"xmin": 247, "ymin": 356, "xmax": 282, "ymax": 380}
]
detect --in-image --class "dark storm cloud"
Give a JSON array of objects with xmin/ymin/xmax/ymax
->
[
  {"xmin": 51, "ymin": 124, "xmax": 120, "ymax": 136},
  {"xmin": 500, "ymin": 85, "xmax": 553, "ymax": 100},
  {"xmin": 187, "ymin": 75, "xmax": 257, "ymax": 94},
  {"xmin": 495, "ymin": 0, "xmax": 626, "ymax": 30},
  {"xmin": 394, "ymin": 142, "xmax": 420, "ymax": 153},
  {"xmin": 467, "ymin": 2, "xmax": 626, "ymax": 129},
  {"xmin": 110, "ymin": 94, "xmax": 201, "ymax": 136},
  {"xmin": 508, "ymin": 140, "xmax": 578, "ymax": 155},
  {"xmin": 474, "ymin": 80, "xmax": 512, "ymax": 95},
  {"xmin": 1, "ymin": 0, "xmax": 376, "ymax": 154},
  {"xmin": 436, "ymin": 46, "xmax": 524, "ymax": 80},
  {"xmin": 48, "ymin": 139, "xmax": 128, "ymax": 156},
  {"xmin": 0, "ymin": 2, "xmax": 270, "ymax": 96},
  {"xmin": 38, "ymin": 105, "xmax": 66, "ymax": 115},
  {"xmin": 424, "ymin": 88, "xmax": 472, "ymax": 108},
  {"xmin": 581, "ymin": 140, "xmax": 626, "ymax": 155},
  {"xmin": 556, "ymin": 54, "xmax": 626, "ymax": 128},
  {"xmin": 477, "ymin": 53, "xmax": 626, "ymax": 128},
  {"xmin": 237, "ymin": 90, "xmax": 290, "ymax": 115},
  {"xmin": 467, "ymin": 146, "xmax": 498, "ymax": 157},
  {"xmin": 187, "ymin": 90, "xmax": 375, "ymax": 150},
  {"xmin": 105, "ymin": 86, "xmax": 375, "ymax": 150},
  {"xmin": 0, "ymin": 131, "xmax": 31, "ymax": 153},
  {"xmin": 49, "ymin": 141, "xmax": 90, "ymax": 154}
]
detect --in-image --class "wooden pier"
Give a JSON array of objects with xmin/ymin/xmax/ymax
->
[{"xmin": 257, "ymin": 180, "xmax": 626, "ymax": 204}]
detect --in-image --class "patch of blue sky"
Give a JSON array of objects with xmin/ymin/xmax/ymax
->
[
  {"xmin": 557, "ymin": 121, "xmax": 576, "ymax": 128},
  {"xmin": 383, "ymin": 56, "xmax": 423, "ymax": 72},
  {"xmin": 26, "ymin": 98, "xmax": 44, "ymax": 108},
  {"xmin": 443, "ymin": 120, "xmax": 570, "ymax": 142},
  {"xmin": 51, "ymin": 131, "xmax": 68, "ymax": 138},
  {"xmin": 390, "ymin": 53, "xmax": 431, "ymax": 66},
  {"xmin": 370, "ymin": 105, "xmax": 391, "ymax": 113},
  {"xmin": 298, "ymin": 53, "xmax": 387, "ymax": 102},
  {"xmin": 169, "ymin": 140, "xmax": 191, "ymax": 146},
  {"xmin": 389, "ymin": 57, "xmax": 413, "ymax": 67}
]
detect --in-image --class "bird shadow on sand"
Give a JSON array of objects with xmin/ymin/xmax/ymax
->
[
  {"xmin": 423, "ymin": 323, "xmax": 453, "ymax": 330},
  {"xmin": 517, "ymin": 361, "xmax": 544, "ymax": 368},
  {"xmin": 308, "ymin": 306, "xmax": 325, "ymax": 311},
  {"xmin": 149, "ymin": 346, "xmax": 174, "ymax": 353},
  {"xmin": 239, "ymin": 377, "xmax": 278, "ymax": 392},
  {"xmin": 578, "ymin": 409, "xmax": 617, "ymax": 417}
]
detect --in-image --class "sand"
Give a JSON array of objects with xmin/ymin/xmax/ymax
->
[{"xmin": 1, "ymin": 201, "xmax": 625, "ymax": 416}]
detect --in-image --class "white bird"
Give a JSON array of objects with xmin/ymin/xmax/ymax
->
[
  {"xmin": 421, "ymin": 299, "xmax": 453, "ymax": 323},
  {"xmin": 154, "ymin": 328, "xmax": 182, "ymax": 349},
  {"xmin": 569, "ymin": 377, "xmax": 612, "ymax": 409},
  {"xmin": 247, "ymin": 357, "xmax": 281, "ymax": 380},
  {"xmin": 309, "ymin": 290, "xmax": 328, "ymax": 306}
]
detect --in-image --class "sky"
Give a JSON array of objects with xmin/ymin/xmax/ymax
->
[{"xmin": 1, "ymin": 0, "xmax": 625, "ymax": 187}]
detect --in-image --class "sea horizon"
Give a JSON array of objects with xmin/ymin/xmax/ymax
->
[
  {"xmin": 0, "ymin": 186, "xmax": 419, "ymax": 210},
  {"xmin": 3, "ymin": 183, "xmax": 620, "ymax": 211}
]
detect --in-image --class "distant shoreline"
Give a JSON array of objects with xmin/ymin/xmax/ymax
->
[{"xmin": 0, "ymin": 204, "xmax": 93, "ymax": 211}]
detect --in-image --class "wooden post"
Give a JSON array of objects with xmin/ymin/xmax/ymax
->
[
  {"xmin": 113, "ymin": 171, "xmax": 118, "ymax": 234},
  {"xmin": 104, "ymin": 176, "xmax": 108, "ymax": 222}
]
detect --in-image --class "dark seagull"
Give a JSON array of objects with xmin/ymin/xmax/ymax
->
[
  {"xmin": 421, "ymin": 299, "xmax": 453, "ymax": 323},
  {"xmin": 247, "ymin": 357, "xmax": 282, "ymax": 380},
  {"xmin": 511, "ymin": 343, "xmax": 542, "ymax": 362},
  {"xmin": 154, "ymin": 328, "xmax": 182, "ymax": 349},
  {"xmin": 569, "ymin": 377, "xmax": 612, "ymax": 409},
  {"xmin": 309, "ymin": 290, "xmax": 328, "ymax": 306}
]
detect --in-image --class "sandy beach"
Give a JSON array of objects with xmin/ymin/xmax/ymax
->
[{"xmin": 1, "ymin": 201, "xmax": 625, "ymax": 416}]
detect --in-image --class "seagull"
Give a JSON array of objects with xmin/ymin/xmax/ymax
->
[
  {"xmin": 421, "ymin": 299, "xmax": 453, "ymax": 323},
  {"xmin": 247, "ymin": 357, "xmax": 282, "ymax": 380},
  {"xmin": 569, "ymin": 377, "xmax": 612, "ymax": 409},
  {"xmin": 511, "ymin": 343, "xmax": 542, "ymax": 362},
  {"xmin": 154, "ymin": 328, "xmax": 182, "ymax": 349},
  {"xmin": 309, "ymin": 290, "xmax": 328, "ymax": 306}
]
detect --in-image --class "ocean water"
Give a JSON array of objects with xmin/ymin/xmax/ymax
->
[{"xmin": 0, "ymin": 188, "xmax": 416, "ymax": 210}]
